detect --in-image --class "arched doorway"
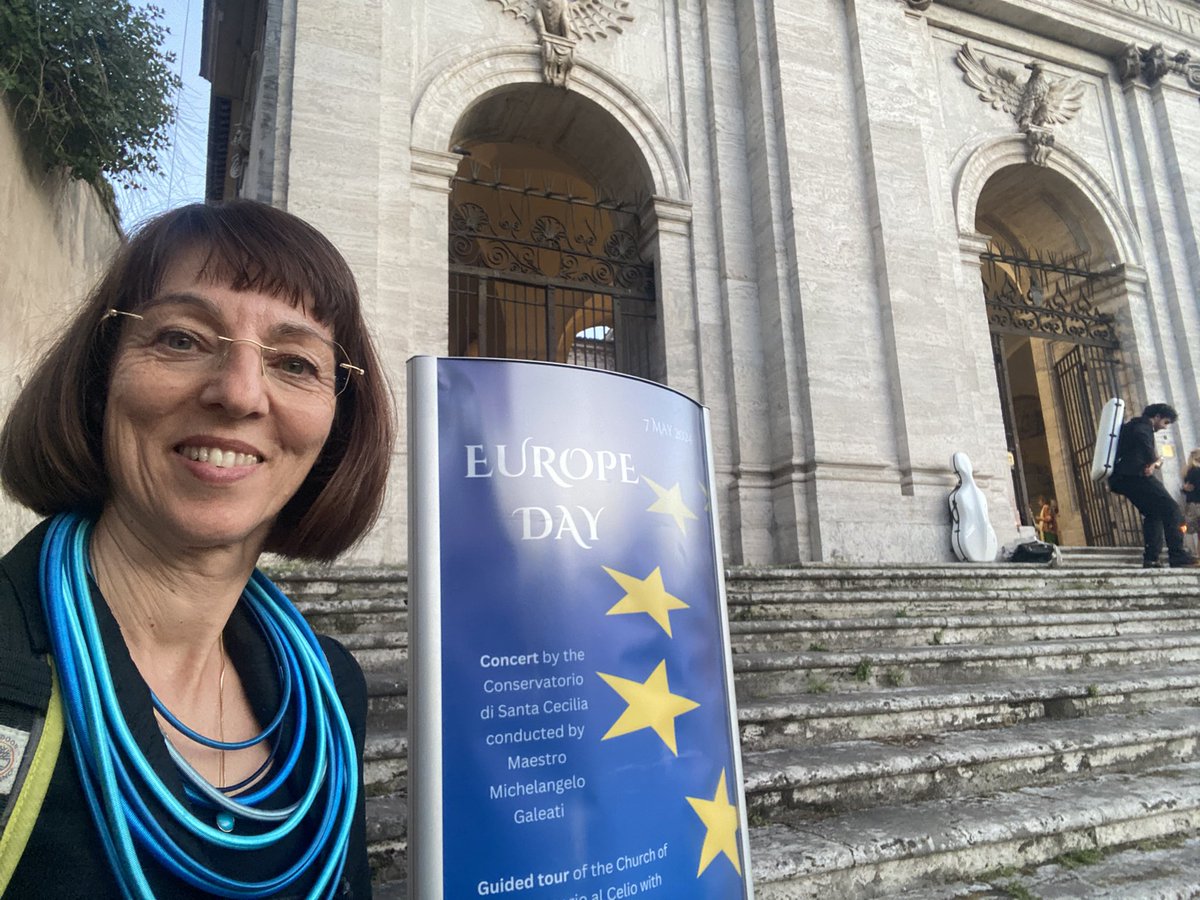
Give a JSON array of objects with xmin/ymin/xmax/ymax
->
[
  {"xmin": 446, "ymin": 86, "xmax": 659, "ymax": 379},
  {"xmin": 976, "ymin": 164, "xmax": 1140, "ymax": 547}
]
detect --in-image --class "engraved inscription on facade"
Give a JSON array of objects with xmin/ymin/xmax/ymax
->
[{"xmin": 1104, "ymin": 0, "xmax": 1200, "ymax": 36}]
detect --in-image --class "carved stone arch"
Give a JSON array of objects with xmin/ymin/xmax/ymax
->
[
  {"xmin": 954, "ymin": 133, "xmax": 1150, "ymax": 549},
  {"xmin": 952, "ymin": 134, "xmax": 1142, "ymax": 268},
  {"xmin": 406, "ymin": 42, "xmax": 702, "ymax": 396},
  {"xmin": 411, "ymin": 44, "xmax": 689, "ymax": 201}
]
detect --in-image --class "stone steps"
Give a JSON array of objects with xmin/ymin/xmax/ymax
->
[
  {"xmin": 336, "ymin": 631, "xmax": 407, "ymax": 651},
  {"xmin": 733, "ymin": 632, "xmax": 1200, "ymax": 698},
  {"xmin": 364, "ymin": 792, "xmax": 407, "ymax": 889},
  {"xmin": 364, "ymin": 727, "xmax": 407, "ymax": 797},
  {"xmin": 892, "ymin": 834, "xmax": 1200, "ymax": 898},
  {"xmin": 354, "ymin": 672, "xmax": 1200, "ymax": 777},
  {"xmin": 728, "ymin": 585, "xmax": 1200, "ymax": 620},
  {"xmin": 731, "ymin": 608, "xmax": 1200, "ymax": 651},
  {"xmin": 734, "ymin": 564, "xmax": 1200, "ymax": 896},
  {"xmin": 294, "ymin": 594, "xmax": 406, "ymax": 615},
  {"xmin": 271, "ymin": 561, "xmax": 1200, "ymax": 896},
  {"xmin": 352, "ymin": 670, "xmax": 1200, "ymax": 887},
  {"xmin": 737, "ymin": 665, "xmax": 1200, "ymax": 750},
  {"xmin": 364, "ymin": 670, "xmax": 407, "ymax": 732},
  {"xmin": 344, "ymin": 643, "xmax": 409, "ymax": 672},
  {"xmin": 742, "ymin": 705, "xmax": 1200, "ymax": 821},
  {"xmin": 304, "ymin": 612, "xmax": 408, "ymax": 637},
  {"xmin": 328, "ymin": 609, "xmax": 1200, "ymax": 658},
  {"xmin": 749, "ymin": 763, "xmax": 1200, "ymax": 899},
  {"xmin": 1056, "ymin": 556, "xmax": 1149, "ymax": 570},
  {"xmin": 277, "ymin": 571, "xmax": 407, "ymax": 644},
  {"xmin": 725, "ymin": 564, "xmax": 1199, "ymax": 594},
  {"xmin": 295, "ymin": 603, "xmax": 406, "ymax": 640}
]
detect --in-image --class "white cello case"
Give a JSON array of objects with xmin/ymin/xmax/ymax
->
[
  {"xmin": 949, "ymin": 452, "xmax": 998, "ymax": 562},
  {"xmin": 1090, "ymin": 397, "xmax": 1125, "ymax": 481}
]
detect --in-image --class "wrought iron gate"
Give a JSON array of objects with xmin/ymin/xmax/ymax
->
[
  {"xmin": 983, "ymin": 247, "xmax": 1138, "ymax": 546},
  {"xmin": 448, "ymin": 176, "xmax": 657, "ymax": 379},
  {"xmin": 991, "ymin": 332, "xmax": 1034, "ymax": 527},
  {"xmin": 1053, "ymin": 345, "xmax": 1141, "ymax": 546}
]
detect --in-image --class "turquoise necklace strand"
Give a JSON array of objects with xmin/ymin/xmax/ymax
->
[{"xmin": 39, "ymin": 512, "xmax": 357, "ymax": 898}]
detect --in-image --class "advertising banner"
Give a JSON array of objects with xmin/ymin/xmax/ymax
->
[{"xmin": 408, "ymin": 357, "xmax": 751, "ymax": 900}]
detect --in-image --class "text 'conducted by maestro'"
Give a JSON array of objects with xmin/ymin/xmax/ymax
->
[
  {"xmin": 479, "ymin": 648, "xmax": 588, "ymax": 826},
  {"xmin": 475, "ymin": 649, "xmax": 670, "ymax": 897}
]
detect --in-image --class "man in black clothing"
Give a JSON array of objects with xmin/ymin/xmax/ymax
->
[{"xmin": 1108, "ymin": 402, "xmax": 1197, "ymax": 568}]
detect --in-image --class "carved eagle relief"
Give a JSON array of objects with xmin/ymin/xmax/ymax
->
[
  {"xmin": 488, "ymin": 0, "xmax": 634, "ymax": 42},
  {"xmin": 956, "ymin": 44, "xmax": 1086, "ymax": 130}
]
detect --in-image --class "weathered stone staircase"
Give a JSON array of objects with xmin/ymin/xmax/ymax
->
[
  {"xmin": 270, "ymin": 569, "xmax": 411, "ymax": 891},
  {"xmin": 272, "ymin": 553, "xmax": 1200, "ymax": 898}
]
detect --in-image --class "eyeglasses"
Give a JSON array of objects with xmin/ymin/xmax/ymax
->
[{"xmin": 104, "ymin": 308, "xmax": 363, "ymax": 398}]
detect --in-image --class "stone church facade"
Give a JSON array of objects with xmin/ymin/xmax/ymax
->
[{"xmin": 203, "ymin": 0, "xmax": 1200, "ymax": 565}]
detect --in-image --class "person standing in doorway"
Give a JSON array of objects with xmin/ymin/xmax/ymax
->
[
  {"xmin": 1037, "ymin": 497, "xmax": 1059, "ymax": 545},
  {"xmin": 1181, "ymin": 448, "xmax": 1200, "ymax": 554},
  {"xmin": 1108, "ymin": 403, "xmax": 1197, "ymax": 568}
]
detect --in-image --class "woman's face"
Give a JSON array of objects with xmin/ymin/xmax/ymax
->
[{"xmin": 101, "ymin": 256, "xmax": 337, "ymax": 555}]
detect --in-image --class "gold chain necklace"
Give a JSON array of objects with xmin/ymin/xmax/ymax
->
[{"xmin": 217, "ymin": 634, "xmax": 227, "ymax": 789}]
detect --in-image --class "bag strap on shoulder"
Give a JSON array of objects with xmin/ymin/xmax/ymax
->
[
  {"xmin": 0, "ymin": 529, "xmax": 63, "ymax": 895},
  {"xmin": 0, "ymin": 660, "xmax": 63, "ymax": 894}
]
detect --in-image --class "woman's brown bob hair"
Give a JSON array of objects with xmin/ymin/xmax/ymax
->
[{"xmin": 0, "ymin": 200, "xmax": 393, "ymax": 560}]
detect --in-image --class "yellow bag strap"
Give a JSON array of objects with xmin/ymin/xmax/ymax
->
[{"xmin": 0, "ymin": 660, "xmax": 63, "ymax": 893}]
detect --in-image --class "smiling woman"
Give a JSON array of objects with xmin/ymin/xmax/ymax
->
[
  {"xmin": 0, "ymin": 200, "xmax": 393, "ymax": 898},
  {"xmin": 3, "ymin": 200, "xmax": 391, "ymax": 559}
]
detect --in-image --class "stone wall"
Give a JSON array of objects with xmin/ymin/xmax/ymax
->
[
  {"xmin": 0, "ymin": 103, "xmax": 122, "ymax": 551},
  {"xmin": 225, "ymin": 0, "xmax": 1200, "ymax": 565}
]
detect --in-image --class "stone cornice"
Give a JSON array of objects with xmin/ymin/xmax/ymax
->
[
  {"xmin": 902, "ymin": 1, "xmax": 1200, "ymax": 96},
  {"xmin": 409, "ymin": 147, "xmax": 461, "ymax": 194},
  {"xmin": 909, "ymin": 0, "xmax": 1200, "ymax": 8},
  {"xmin": 905, "ymin": 0, "xmax": 1200, "ymax": 46},
  {"xmin": 644, "ymin": 195, "xmax": 693, "ymax": 225},
  {"xmin": 638, "ymin": 196, "xmax": 693, "ymax": 249},
  {"xmin": 1115, "ymin": 41, "xmax": 1200, "ymax": 91}
]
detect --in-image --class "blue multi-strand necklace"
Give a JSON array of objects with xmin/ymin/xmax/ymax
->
[{"xmin": 39, "ymin": 512, "xmax": 357, "ymax": 899}]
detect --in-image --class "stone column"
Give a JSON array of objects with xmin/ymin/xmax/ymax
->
[
  {"xmin": 406, "ymin": 166, "xmax": 459, "ymax": 347},
  {"xmin": 282, "ymin": 0, "xmax": 398, "ymax": 562},
  {"xmin": 242, "ymin": 0, "xmax": 295, "ymax": 205},
  {"xmin": 1091, "ymin": 267, "xmax": 1149, "ymax": 412},
  {"xmin": 838, "ymin": 0, "xmax": 1016, "ymax": 557},
  {"xmin": 1117, "ymin": 72, "xmax": 1200, "ymax": 430},
  {"xmin": 640, "ymin": 196, "xmax": 696, "ymax": 392},
  {"xmin": 957, "ymin": 232, "xmax": 1024, "ymax": 540},
  {"xmin": 729, "ymin": 0, "xmax": 817, "ymax": 564},
  {"xmin": 685, "ymin": 0, "xmax": 784, "ymax": 564}
]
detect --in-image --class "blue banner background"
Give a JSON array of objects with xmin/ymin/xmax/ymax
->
[{"xmin": 436, "ymin": 358, "xmax": 746, "ymax": 900}]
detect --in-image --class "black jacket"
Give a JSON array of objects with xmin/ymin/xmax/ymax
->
[
  {"xmin": 1110, "ymin": 415, "xmax": 1158, "ymax": 479},
  {"xmin": 1183, "ymin": 466, "xmax": 1200, "ymax": 504},
  {"xmin": 0, "ymin": 522, "xmax": 372, "ymax": 898}
]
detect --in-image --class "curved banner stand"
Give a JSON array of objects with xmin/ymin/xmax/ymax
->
[{"xmin": 408, "ymin": 357, "xmax": 752, "ymax": 900}]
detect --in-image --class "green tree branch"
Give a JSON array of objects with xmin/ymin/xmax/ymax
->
[{"xmin": 0, "ymin": 0, "xmax": 182, "ymax": 188}]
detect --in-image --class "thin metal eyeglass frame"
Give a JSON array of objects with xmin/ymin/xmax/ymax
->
[{"xmin": 102, "ymin": 308, "xmax": 364, "ymax": 396}]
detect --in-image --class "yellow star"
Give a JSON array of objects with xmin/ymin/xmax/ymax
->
[
  {"xmin": 597, "ymin": 660, "xmax": 700, "ymax": 755},
  {"xmin": 643, "ymin": 476, "xmax": 699, "ymax": 534},
  {"xmin": 602, "ymin": 565, "xmax": 689, "ymax": 637},
  {"xmin": 686, "ymin": 769, "xmax": 743, "ymax": 877}
]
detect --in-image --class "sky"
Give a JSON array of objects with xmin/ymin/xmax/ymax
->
[{"xmin": 110, "ymin": 0, "xmax": 211, "ymax": 229}]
